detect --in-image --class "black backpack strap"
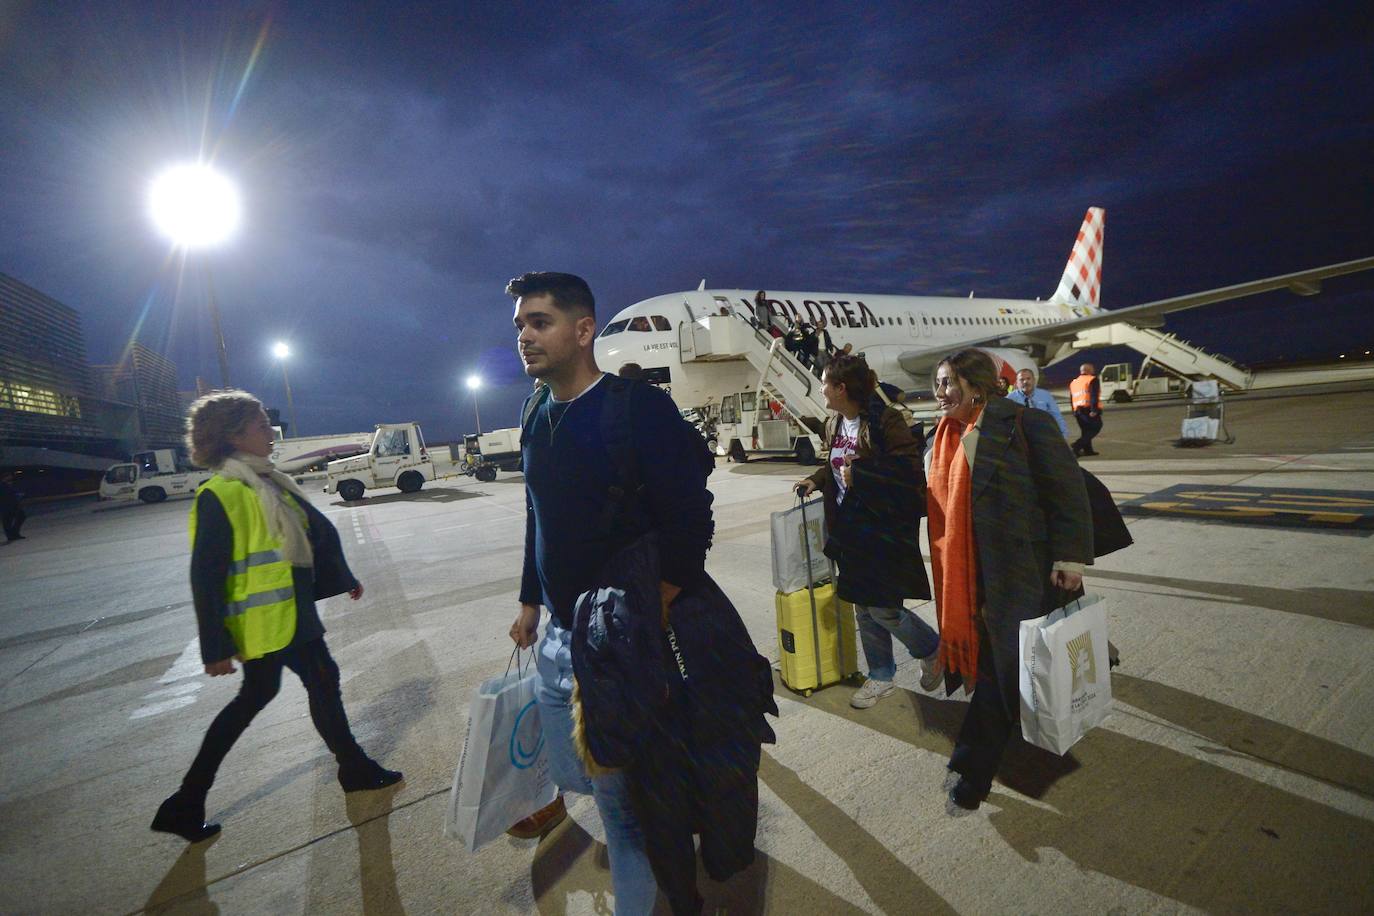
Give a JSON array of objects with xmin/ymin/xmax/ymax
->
[
  {"xmin": 598, "ymin": 377, "xmax": 645, "ymax": 536},
  {"xmin": 518, "ymin": 384, "xmax": 552, "ymax": 447}
]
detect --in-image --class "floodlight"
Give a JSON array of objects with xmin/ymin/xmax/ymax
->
[{"xmin": 148, "ymin": 163, "xmax": 242, "ymax": 248}]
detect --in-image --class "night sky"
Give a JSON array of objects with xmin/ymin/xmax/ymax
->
[{"xmin": 2, "ymin": 1, "xmax": 1371, "ymax": 442}]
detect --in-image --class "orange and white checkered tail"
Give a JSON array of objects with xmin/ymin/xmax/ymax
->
[{"xmin": 1050, "ymin": 207, "xmax": 1105, "ymax": 312}]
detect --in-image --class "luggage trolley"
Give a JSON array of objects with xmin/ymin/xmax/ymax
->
[{"xmin": 1178, "ymin": 379, "xmax": 1235, "ymax": 446}]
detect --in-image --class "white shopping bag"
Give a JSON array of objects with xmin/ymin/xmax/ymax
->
[
  {"xmin": 770, "ymin": 498, "xmax": 829, "ymax": 593},
  {"xmin": 1019, "ymin": 593, "xmax": 1112, "ymax": 755},
  {"xmin": 1181, "ymin": 416, "xmax": 1219, "ymax": 440},
  {"xmin": 445, "ymin": 660, "xmax": 557, "ymax": 851}
]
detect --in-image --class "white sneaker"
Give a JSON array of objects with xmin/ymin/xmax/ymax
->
[
  {"xmin": 920, "ymin": 651, "xmax": 944, "ymax": 691},
  {"xmin": 850, "ymin": 678, "xmax": 895, "ymax": 709}
]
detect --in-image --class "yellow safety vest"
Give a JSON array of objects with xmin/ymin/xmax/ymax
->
[
  {"xmin": 1069, "ymin": 374, "xmax": 1099, "ymax": 411},
  {"xmin": 189, "ymin": 475, "xmax": 299, "ymax": 660}
]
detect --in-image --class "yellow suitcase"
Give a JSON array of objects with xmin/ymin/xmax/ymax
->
[{"xmin": 775, "ymin": 582, "xmax": 858, "ymax": 695}]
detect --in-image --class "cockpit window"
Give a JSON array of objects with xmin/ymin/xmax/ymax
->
[
  {"xmin": 628, "ymin": 317, "xmax": 652, "ymax": 332},
  {"xmin": 651, "ymin": 315, "xmax": 672, "ymax": 331},
  {"xmin": 600, "ymin": 320, "xmax": 630, "ymax": 337}
]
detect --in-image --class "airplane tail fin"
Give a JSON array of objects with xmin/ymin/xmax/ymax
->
[{"xmin": 1050, "ymin": 207, "xmax": 1105, "ymax": 310}]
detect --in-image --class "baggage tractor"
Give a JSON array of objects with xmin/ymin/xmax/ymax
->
[{"xmin": 774, "ymin": 495, "xmax": 857, "ymax": 695}]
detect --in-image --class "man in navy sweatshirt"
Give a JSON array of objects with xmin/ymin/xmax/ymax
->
[{"xmin": 505, "ymin": 272, "xmax": 714, "ymax": 913}]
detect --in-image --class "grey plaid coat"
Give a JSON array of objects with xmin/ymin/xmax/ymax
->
[{"xmin": 947, "ymin": 394, "xmax": 1094, "ymax": 713}]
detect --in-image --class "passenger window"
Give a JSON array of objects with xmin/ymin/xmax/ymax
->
[
  {"xmin": 652, "ymin": 316, "xmax": 672, "ymax": 331},
  {"xmin": 741, "ymin": 391, "xmax": 758, "ymax": 412}
]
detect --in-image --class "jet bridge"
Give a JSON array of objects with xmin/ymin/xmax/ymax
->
[
  {"xmin": 1070, "ymin": 323, "xmax": 1253, "ymax": 390},
  {"xmin": 677, "ymin": 312, "xmax": 830, "ymax": 430}
]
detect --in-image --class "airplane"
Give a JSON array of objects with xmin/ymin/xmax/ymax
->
[{"xmin": 593, "ymin": 207, "xmax": 1374, "ymax": 410}]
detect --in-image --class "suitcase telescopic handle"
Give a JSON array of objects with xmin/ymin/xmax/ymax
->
[{"xmin": 797, "ymin": 494, "xmax": 825, "ymax": 682}]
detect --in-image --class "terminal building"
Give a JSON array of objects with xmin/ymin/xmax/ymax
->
[
  {"xmin": 91, "ymin": 344, "xmax": 186, "ymax": 449},
  {"xmin": 1, "ymin": 272, "xmax": 186, "ymax": 493},
  {"xmin": 0, "ymin": 272, "xmax": 107, "ymax": 454}
]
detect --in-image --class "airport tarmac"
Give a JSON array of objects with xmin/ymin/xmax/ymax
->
[{"xmin": 2, "ymin": 380, "xmax": 1372, "ymax": 915}]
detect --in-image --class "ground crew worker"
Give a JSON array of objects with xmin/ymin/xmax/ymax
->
[
  {"xmin": 151, "ymin": 390, "xmax": 401, "ymax": 844},
  {"xmin": 1069, "ymin": 363, "xmax": 1104, "ymax": 456}
]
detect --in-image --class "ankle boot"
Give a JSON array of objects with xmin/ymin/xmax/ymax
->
[
  {"xmin": 337, "ymin": 757, "xmax": 404, "ymax": 793},
  {"xmin": 150, "ymin": 791, "xmax": 221, "ymax": 842}
]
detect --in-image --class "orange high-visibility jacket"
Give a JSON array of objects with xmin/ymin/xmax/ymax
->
[{"xmin": 1069, "ymin": 374, "xmax": 1100, "ymax": 411}]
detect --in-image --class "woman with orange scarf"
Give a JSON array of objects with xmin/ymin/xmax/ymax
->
[{"xmin": 927, "ymin": 350, "xmax": 1092, "ymax": 811}]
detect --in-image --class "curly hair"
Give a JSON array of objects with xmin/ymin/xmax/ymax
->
[
  {"xmin": 934, "ymin": 349, "xmax": 1002, "ymax": 401},
  {"xmin": 185, "ymin": 390, "xmax": 264, "ymax": 469},
  {"xmin": 824, "ymin": 352, "xmax": 878, "ymax": 405}
]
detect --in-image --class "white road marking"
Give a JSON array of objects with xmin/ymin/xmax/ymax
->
[
  {"xmin": 132, "ymin": 638, "xmax": 204, "ymax": 720},
  {"xmin": 131, "ymin": 696, "xmax": 199, "ymax": 720},
  {"xmin": 159, "ymin": 638, "xmax": 205, "ymax": 683},
  {"xmin": 143, "ymin": 680, "xmax": 202, "ymax": 700}
]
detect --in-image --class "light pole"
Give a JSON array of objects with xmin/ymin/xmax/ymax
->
[
  {"xmin": 148, "ymin": 162, "xmax": 242, "ymax": 387},
  {"xmin": 466, "ymin": 375, "xmax": 483, "ymax": 434},
  {"xmin": 272, "ymin": 342, "xmax": 300, "ymax": 438}
]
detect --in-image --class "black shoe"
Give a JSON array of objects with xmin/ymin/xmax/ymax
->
[
  {"xmin": 338, "ymin": 759, "xmax": 404, "ymax": 793},
  {"xmin": 150, "ymin": 792, "xmax": 221, "ymax": 843},
  {"xmin": 948, "ymin": 778, "xmax": 990, "ymax": 811}
]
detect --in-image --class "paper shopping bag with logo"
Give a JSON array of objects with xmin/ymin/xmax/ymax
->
[
  {"xmin": 1019, "ymin": 593, "xmax": 1112, "ymax": 755},
  {"xmin": 770, "ymin": 498, "xmax": 830, "ymax": 593},
  {"xmin": 445, "ymin": 668, "xmax": 557, "ymax": 851}
]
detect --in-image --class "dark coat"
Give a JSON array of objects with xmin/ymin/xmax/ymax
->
[
  {"xmin": 571, "ymin": 533, "xmax": 776, "ymax": 916},
  {"xmin": 807, "ymin": 401, "xmax": 930, "ymax": 608},
  {"xmin": 946, "ymin": 395, "xmax": 1093, "ymax": 713},
  {"xmin": 1082, "ymin": 468, "xmax": 1133, "ymax": 558}
]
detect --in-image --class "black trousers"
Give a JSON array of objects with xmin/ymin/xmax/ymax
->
[
  {"xmin": 180, "ymin": 638, "xmax": 364, "ymax": 797},
  {"xmin": 2, "ymin": 506, "xmax": 24, "ymax": 540},
  {"xmin": 1072, "ymin": 408, "xmax": 1103, "ymax": 454},
  {"xmin": 948, "ymin": 621, "xmax": 1014, "ymax": 794}
]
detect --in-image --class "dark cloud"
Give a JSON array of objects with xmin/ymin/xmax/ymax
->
[{"xmin": 1, "ymin": 0, "xmax": 1371, "ymax": 439}]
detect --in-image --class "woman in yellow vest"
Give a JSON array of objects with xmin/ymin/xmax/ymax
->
[{"xmin": 151, "ymin": 391, "xmax": 401, "ymax": 843}]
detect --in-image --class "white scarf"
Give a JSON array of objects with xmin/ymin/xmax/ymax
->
[{"xmin": 216, "ymin": 452, "xmax": 314, "ymax": 568}]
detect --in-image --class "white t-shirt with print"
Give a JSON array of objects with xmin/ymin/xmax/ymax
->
[{"xmin": 829, "ymin": 416, "xmax": 861, "ymax": 504}]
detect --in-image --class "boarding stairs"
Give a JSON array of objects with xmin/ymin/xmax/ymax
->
[
  {"xmin": 1072, "ymin": 323, "xmax": 1253, "ymax": 390},
  {"xmin": 677, "ymin": 310, "xmax": 830, "ymax": 430}
]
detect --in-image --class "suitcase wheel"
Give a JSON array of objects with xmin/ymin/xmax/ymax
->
[{"xmin": 802, "ymin": 689, "xmax": 812, "ymax": 697}]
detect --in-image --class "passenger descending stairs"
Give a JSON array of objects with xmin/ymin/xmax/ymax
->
[
  {"xmin": 1073, "ymin": 323, "xmax": 1254, "ymax": 390},
  {"xmin": 677, "ymin": 311, "xmax": 831, "ymax": 429}
]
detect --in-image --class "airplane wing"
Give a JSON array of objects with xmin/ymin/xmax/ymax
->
[{"xmin": 896, "ymin": 255, "xmax": 1374, "ymax": 378}]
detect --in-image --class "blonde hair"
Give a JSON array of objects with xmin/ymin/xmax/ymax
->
[{"xmin": 185, "ymin": 390, "xmax": 264, "ymax": 468}]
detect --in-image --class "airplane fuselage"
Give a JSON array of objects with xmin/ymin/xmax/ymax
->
[{"xmin": 594, "ymin": 288, "xmax": 1090, "ymax": 409}]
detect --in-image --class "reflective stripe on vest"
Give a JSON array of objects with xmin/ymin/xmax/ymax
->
[
  {"xmin": 1069, "ymin": 375, "xmax": 1097, "ymax": 410},
  {"xmin": 227, "ymin": 548, "xmax": 284, "ymax": 578},
  {"xmin": 190, "ymin": 475, "xmax": 298, "ymax": 660}
]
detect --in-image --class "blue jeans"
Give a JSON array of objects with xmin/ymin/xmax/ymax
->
[
  {"xmin": 855, "ymin": 604, "xmax": 939, "ymax": 681},
  {"xmin": 535, "ymin": 618, "xmax": 658, "ymax": 915}
]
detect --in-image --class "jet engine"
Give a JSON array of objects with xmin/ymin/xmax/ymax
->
[{"xmin": 979, "ymin": 348, "xmax": 1040, "ymax": 388}]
